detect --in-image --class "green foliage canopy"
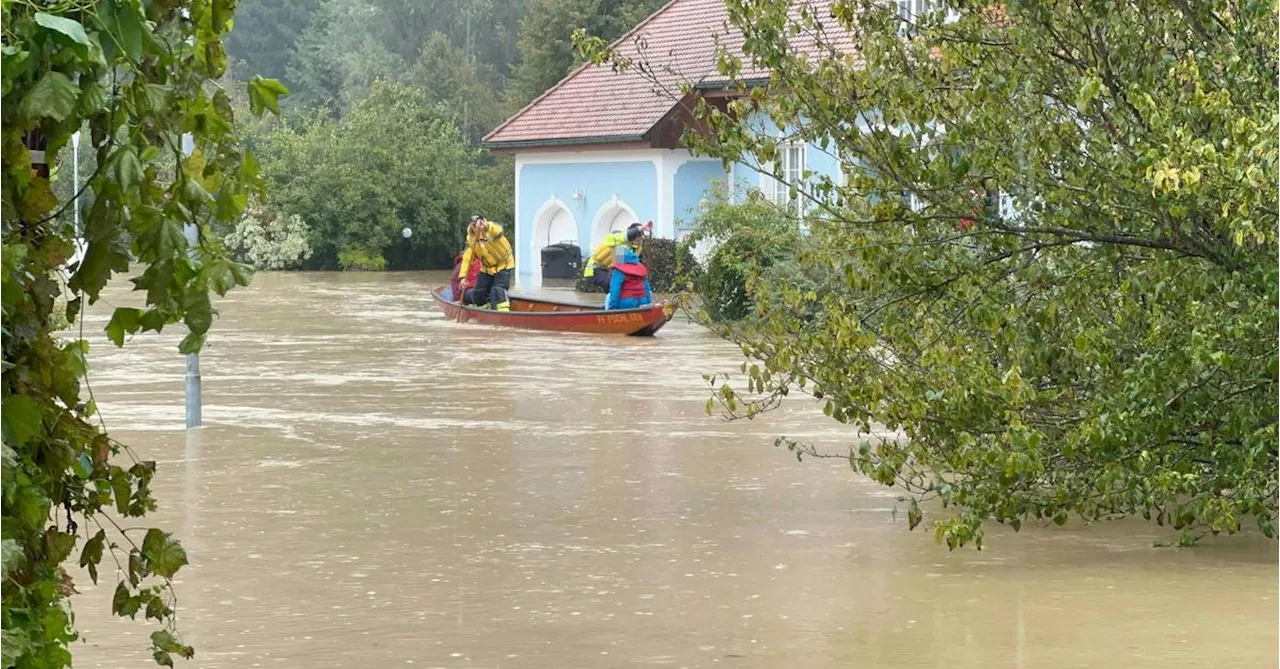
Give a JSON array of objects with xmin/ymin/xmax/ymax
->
[
  {"xmin": 687, "ymin": 197, "xmax": 801, "ymax": 322},
  {"xmin": 506, "ymin": 0, "xmax": 668, "ymax": 109},
  {"xmin": 250, "ymin": 82, "xmax": 509, "ymax": 270},
  {"xmin": 588, "ymin": 0, "xmax": 1279, "ymax": 547},
  {"xmin": 2, "ymin": 0, "xmax": 283, "ymax": 663}
]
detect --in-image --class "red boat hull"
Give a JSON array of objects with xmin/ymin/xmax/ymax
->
[{"xmin": 431, "ymin": 286, "xmax": 675, "ymax": 336}]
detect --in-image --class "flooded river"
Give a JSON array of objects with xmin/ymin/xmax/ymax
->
[{"xmin": 73, "ymin": 272, "xmax": 1276, "ymax": 668}]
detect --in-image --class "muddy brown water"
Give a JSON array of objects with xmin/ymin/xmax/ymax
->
[{"xmin": 71, "ymin": 271, "xmax": 1276, "ymax": 668}]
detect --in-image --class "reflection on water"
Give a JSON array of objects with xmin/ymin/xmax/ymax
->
[{"xmin": 73, "ymin": 272, "xmax": 1277, "ymax": 668}]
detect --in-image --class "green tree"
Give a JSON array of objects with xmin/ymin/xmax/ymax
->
[
  {"xmin": 587, "ymin": 0, "xmax": 1279, "ymax": 547},
  {"xmin": 224, "ymin": 0, "xmax": 322, "ymax": 85},
  {"xmin": 506, "ymin": 0, "xmax": 666, "ymax": 110},
  {"xmin": 404, "ymin": 31, "xmax": 505, "ymax": 145},
  {"xmin": 285, "ymin": 0, "xmax": 406, "ymax": 112},
  {"xmin": 252, "ymin": 82, "xmax": 500, "ymax": 270},
  {"xmin": 2, "ymin": 0, "xmax": 284, "ymax": 665},
  {"xmin": 366, "ymin": 0, "xmax": 527, "ymax": 78}
]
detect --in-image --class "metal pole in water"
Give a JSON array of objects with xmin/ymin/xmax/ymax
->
[
  {"xmin": 181, "ymin": 132, "xmax": 202, "ymax": 429},
  {"xmin": 72, "ymin": 131, "xmax": 80, "ymax": 236}
]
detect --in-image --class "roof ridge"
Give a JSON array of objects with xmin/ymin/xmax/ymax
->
[{"xmin": 482, "ymin": 0, "xmax": 685, "ymax": 144}]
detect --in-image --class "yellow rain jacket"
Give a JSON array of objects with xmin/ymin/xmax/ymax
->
[
  {"xmin": 583, "ymin": 231, "xmax": 643, "ymax": 277},
  {"xmin": 461, "ymin": 222, "xmax": 515, "ymax": 276}
]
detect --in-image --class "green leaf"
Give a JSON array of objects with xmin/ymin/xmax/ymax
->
[
  {"xmin": 69, "ymin": 230, "xmax": 132, "ymax": 302},
  {"xmin": 105, "ymin": 307, "xmax": 142, "ymax": 347},
  {"xmin": 207, "ymin": 260, "xmax": 236, "ymax": 297},
  {"xmin": 79, "ymin": 78, "xmax": 110, "ymax": 115},
  {"xmin": 111, "ymin": 472, "xmax": 132, "ymax": 515},
  {"xmin": 17, "ymin": 176, "xmax": 58, "ymax": 220},
  {"xmin": 112, "ymin": 581, "xmax": 141, "ymax": 618},
  {"xmin": 150, "ymin": 629, "xmax": 193, "ymax": 658},
  {"xmin": 182, "ymin": 177, "xmax": 214, "ymax": 207},
  {"xmin": 14, "ymin": 488, "xmax": 50, "ymax": 530},
  {"xmin": 178, "ymin": 331, "xmax": 207, "ymax": 355},
  {"xmin": 1259, "ymin": 355, "xmax": 1280, "ymax": 381},
  {"xmin": 0, "ymin": 628, "xmax": 31, "ymax": 669},
  {"xmin": 34, "ymin": 12, "xmax": 91, "ymax": 47},
  {"xmin": 211, "ymin": 0, "xmax": 237, "ymax": 33},
  {"xmin": 79, "ymin": 529, "xmax": 106, "ymax": 584},
  {"xmin": 0, "ymin": 442, "xmax": 15, "ymax": 467},
  {"xmin": 246, "ymin": 76, "xmax": 288, "ymax": 115},
  {"xmin": 145, "ymin": 593, "xmax": 169, "ymax": 620},
  {"xmin": 2, "ymin": 395, "xmax": 43, "ymax": 445},
  {"xmin": 141, "ymin": 529, "xmax": 188, "ymax": 578},
  {"xmin": 45, "ymin": 528, "xmax": 77, "ymax": 564},
  {"xmin": 1, "ymin": 538, "xmax": 24, "ymax": 578},
  {"xmin": 0, "ymin": 47, "xmax": 30, "ymax": 97},
  {"xmin": 157, "ymin": 220, "xmax": 189, "ymax": 258},
  {"xmin": 115, "ymin": 147, "xmax": 144, "ymax": 192},
  {"xmin": 182, "ymin": 288, "xmax": 213, "ymax": 335},
  {"xmin": 214, "ymin": 189, "xmax": 248, "ymax": 222},
  {"xmin": 229, "ymin": 262, "xmax": 254, "ymax": 288},
  {"xmin": 19, "ymin": 70, "xmax": 78, "ymax": 121},
  {"xmin": 96, "ymin": 0, "xmax": 145, "ymax": 62},
  {"xmin": 907, "ymin": 499, "xmax": 922, "ymax": 531},
  {"xmin": 141, "ymin": 83, "xmax": 170, "ymax": 113}
]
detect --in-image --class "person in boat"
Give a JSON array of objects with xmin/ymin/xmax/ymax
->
[
  {"xmin": 604, "ymin": 242, "xmax": 652, "ymax": 310},
  {"xmin": 449, "ymin": 249, "xmax": 482, "ymax": 304},
  {"xmin": 582, "ymin": 221, "xmax": 651, "ymax": 291},
  {"xmin": 458, "ymin": 215, "xmax": 515, "ymax": 312}
]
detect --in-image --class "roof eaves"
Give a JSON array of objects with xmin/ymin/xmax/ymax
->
[
  {"xmin": 481, "ymin": 134, "xmax": 648, "ymax": 151},
  {"xmin": 482, "ymin": 0, "xmax": 684, "ymax": 144},
  {"xmin": 692, "ymin": 77, "xmax": 771, "ymax": 91}
]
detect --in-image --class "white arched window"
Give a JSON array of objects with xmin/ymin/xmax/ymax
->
[{"xmin": 590, "ymin": 197, "xmax": 639, "ymax": 248}]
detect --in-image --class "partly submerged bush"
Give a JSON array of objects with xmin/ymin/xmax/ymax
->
[
  {"xmin": 574, "ymin": 237, "xmax": 701, "ymax": 294},
  {"xmin": 224, "ymin": 207, "xmax": 314, "ymax": 270},
  {"xmin": 688, "ymin": 198, "xmax": 802, "ymax": 322}
]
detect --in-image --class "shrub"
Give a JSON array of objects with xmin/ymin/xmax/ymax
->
[
  {"xmin": 574, "ymin": 237, "xmax": 700, "ymax": 294},
  {"xmin": 224, "ymin": 206, "xmax": 314, "ymax": 270},
  {"xmin": 688, "ymin": 199, "xmax": 801, "ymax": 322},
  {"xmin": 337, "ymin": 247, "xmax": 387, "ymax": 271},
  {"xmin": 642, "ymin": 237, "xmax": 700, "ymax": 293}
]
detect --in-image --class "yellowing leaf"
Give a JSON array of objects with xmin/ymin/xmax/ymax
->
[{"xmin": 247, "ymin": 76, "xmax": 289, "ymax": 115}]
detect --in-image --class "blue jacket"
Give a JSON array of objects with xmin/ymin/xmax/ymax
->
[{"xmin": 605, "ymin": 247, "xmax": 653, "ymax": 310}]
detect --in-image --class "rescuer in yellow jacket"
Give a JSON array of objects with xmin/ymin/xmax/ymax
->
[
  {"xmin": 582, "ymin": 221, "xmax": 650, "ymax": 291},
  {"xmin": 459, "ymin": 215, "xmax": 515, "ymax": 311}
]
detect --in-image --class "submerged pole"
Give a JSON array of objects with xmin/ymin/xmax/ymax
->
[{"xmin": 181, "ymin": 132, "xmax": 201, "ymax": 429}]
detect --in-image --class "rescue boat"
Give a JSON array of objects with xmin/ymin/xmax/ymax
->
[{"xmin": 431, "ymin": 286, "xmax": 676, "ymax": 336}]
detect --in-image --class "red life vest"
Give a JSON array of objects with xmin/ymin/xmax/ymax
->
[
  {"xmin": 449, "ymin": 254, "xmax": 483, "ymax": 298},
  {"xmin": 614, "ymin": 262, "xmax": 648, "ymax": 299}
]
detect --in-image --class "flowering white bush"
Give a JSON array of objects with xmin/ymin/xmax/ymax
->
[{"xmin": 225, "ymin": 208, "xmax": 314, "ymax": 270}]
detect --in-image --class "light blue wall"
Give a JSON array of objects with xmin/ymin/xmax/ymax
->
[
  {"xmin": 728, "ymin": 111, "xmax": 844, "ymax": 210},
  {"xmin": 512, "ymin": 113, "xmax": 849, "ymax": 284},
  {"xmin": 517, "ymin": 160, "xmax": 658, "ymax": 285},
  {"xmin": 673, "ymin": 160, "xmax": 726, "ymax": 237}
]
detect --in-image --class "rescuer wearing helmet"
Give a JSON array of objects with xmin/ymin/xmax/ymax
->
[
  {"xmin": 582, "ymin": 220, "xmax": 651, "ymax": 291},
  {"xmin": 458, "ymin": 215, "xmax": 515, "ymax": 312}
]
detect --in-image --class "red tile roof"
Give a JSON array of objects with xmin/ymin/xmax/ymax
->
[{"xmin": 483, "ymin": 0, "xmax": 856, "ymax": 148}]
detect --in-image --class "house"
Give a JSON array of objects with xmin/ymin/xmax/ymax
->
[{"xmin": 482, "ymin": 0, "xmax": 860, "ymax": 288}]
